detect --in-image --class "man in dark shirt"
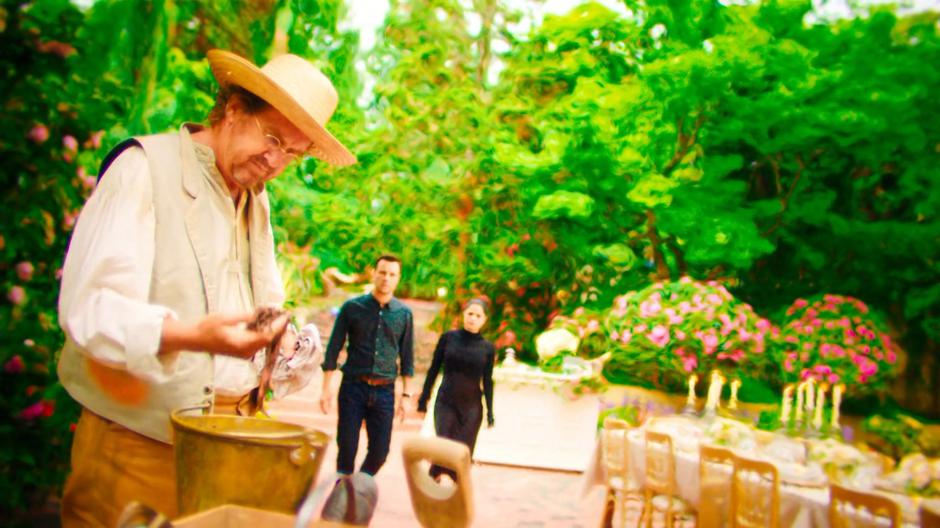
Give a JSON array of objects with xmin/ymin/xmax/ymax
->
[{"xmin": 320, "ymin": 255, "xmax": 414, "ymax": 475}]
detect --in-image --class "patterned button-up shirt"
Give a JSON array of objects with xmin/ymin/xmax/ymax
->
[{"xmin": 322, "ymin": 294, "xmax": 414, "ymax": 379}]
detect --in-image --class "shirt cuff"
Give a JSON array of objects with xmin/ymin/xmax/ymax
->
[{"xmin": 125, "ymin": 307, "xmax": 180, "ymax": 383}]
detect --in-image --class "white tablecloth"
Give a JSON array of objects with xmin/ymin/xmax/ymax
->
[{"xmin": 583, "ymin": 428, "xmax": 923, "ymax": 527}]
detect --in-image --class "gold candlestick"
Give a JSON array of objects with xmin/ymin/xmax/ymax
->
[
  {"xmin": 813, "ymin": 383, "xmax": 828, "ymax": 430},
  {"xmin": 831, "ymin": 383, "xmax": 845, "ymax": 431},
  {"xmin": 686, "ymin": 374, "xmax": 698, "ymax": 408},
  {"xmin": 805, "ymin": 378, "xmax": 816, "ymax": 416},
  {"xmin": 728, "ymin": 379, "xmax": 742, "ymax": 410},
  {"xmin": 780, "ymin": 384, "xmax": 794, "ymax": 427},
  {"xmin": 795, "ymin": 381, "xmax": 806, "ymax": 423}
]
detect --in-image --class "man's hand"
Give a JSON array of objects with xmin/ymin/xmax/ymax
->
[
  {"xmin": 278, "ymin": 323, "xmax": 298, "ymax": 360},
  {"xmin": 396, "ymin": 394, "xmax": 411, "ymax": 423},
  {"xmin": 160, "ymin": 312, "xmax": 290, "ymax": 359}
]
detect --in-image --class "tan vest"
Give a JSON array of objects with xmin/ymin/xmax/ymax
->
[{"xmin": 57, "ymin": 127, "xmax": 285, "ymax": 443}]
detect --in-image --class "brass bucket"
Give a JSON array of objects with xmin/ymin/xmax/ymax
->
[{"xmin": 171, "ymin": 408, "xmax": 329, "ymax": 516}]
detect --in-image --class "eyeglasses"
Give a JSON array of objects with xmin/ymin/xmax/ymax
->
[{"xmin": 253, "ymin": 117, "xmax": 304, "ymax": 164}]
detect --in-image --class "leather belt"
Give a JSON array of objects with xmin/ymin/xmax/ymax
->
[{"xmin": 352, "ymin": 375, "xmax": 394, "ymax": 387}]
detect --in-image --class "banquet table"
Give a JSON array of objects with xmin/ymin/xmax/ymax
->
[{"xmin": 582, "ymin": 420, "xmax": 928, "ymax": 527}]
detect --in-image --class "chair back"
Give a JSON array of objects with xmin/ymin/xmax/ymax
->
[
  {"xmin": 601, "ymin": 417, "xmax": 632, "ymax": 488},
  {"xmin": 699, "ymin": 444, "xmax": 735, "ymax": 527},
  {"xmin": 401, "ymin": 436, "xmax": 474, "ymax": 528},
  {"xmin": 730, "ymin": 453, "xmax": 780, "ymax": 528},
  {"xmin": 829, "ymin": 483, "xmax": 901, "ymax": 528},
  {"xmin": 644, "ymin": 430, "xmax": 676, "ymax": 497},
  {"xmin": 922, "ymin": 502, "xmax": 940, "ymax": 528}
]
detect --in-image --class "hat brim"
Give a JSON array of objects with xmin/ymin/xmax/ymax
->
[{"xmin": 207, "ymin": 50, "xmax": 356, "ymax": 166}]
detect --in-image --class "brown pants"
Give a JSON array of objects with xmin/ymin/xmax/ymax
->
[{"xmin": 60, "ymin": 408, "xmax": 176, "ymax": 528}]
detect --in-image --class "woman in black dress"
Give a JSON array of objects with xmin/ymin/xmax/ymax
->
[{"xmin": 417, "ymin": 298, "xmax": 495, "ymax": 480}]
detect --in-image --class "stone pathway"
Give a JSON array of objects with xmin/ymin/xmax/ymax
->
[{"xmin": 269, "ymin": 379, "xmax": 611, "ymax": 527}]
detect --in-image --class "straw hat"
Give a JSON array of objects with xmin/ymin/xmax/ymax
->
[{"xmin": 207, "ymin": 49, "xmax": 356, "ymax": 166}]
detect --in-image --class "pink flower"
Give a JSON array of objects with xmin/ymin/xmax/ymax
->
[
  {"xmin": 615, "ymin": 296, "xmax": 627, "ymax": 311},
  {"xmin": 756, "ymin": 319, "xmax": 770, "ymax": 331},
  {"xmin": 63, "ymin": 210, "xmax": 79, "ymax": 230},
  {"xmin": 886, "ymin": 350, "xmax": 897, "ymax": 363},
  {"xmin": 674, "ymin": 330, "xmax": 686, "ymax": 341},
  {"xmin": 63, "ymin": 135, "xmax": 78, "ymax": 152},
  {"xmin": 28, "ymin": 124, "xmax": 49, "ymax": 143},
  {"xmin": 678, "ymin": 301, "xmax": 692, "ymax": 313},
  {"xmin": 611, "ymin": 331, "xmax": 619, "ymax": 341},
  {"xmin": 640, "ymin": 300, "xmax": 661, "ymax": 317},
  {"xmin": 682, "ymin": 356, "xmax": 698, "ymax": 372},
  {"xmin": 7, "ymin": 286, "xmax": 26, "ymax": 306},
  {"xmin": 620, "ymin": 330, "xmax": 633, "ymax": 344},
  {"xmin": 634, "ymin": 324, "xmax": 647, "ymax": 333},
  {"xmin": 15, "ymin": 262, "xmax": 34, "ymax": 281},
  {"xmin": 4, "ymin": 355, "xmax": 25, "ymax": 374},
  {"xmin": 706, "ymin": 294, "xmax": 723, "ymax": 305},
  {"xmin": 828, "ymin": 373, "xmax": 840, "ymax": 384},
  {"xmin": 19, "ymin": 402, "xmax": 45, "ymax": 420},
  {"xmin": 793, "ymin": 298, "xmax": 808, "ymax": 309},
  {"xmin": 55, "ymin": 268, "xmax": 64, "ymax": 280},
  {"xmin": 586, "ymin": 320, "xmax": 599, "ymax": 333},
  {"xmin": 88, "ymin": 130, "xmax": 104, "ymax": 149},
  {"xmin": 573, "ymin": 307, "xmax": 585, "ymax": 316},
  {"xmin": 646, "ymin": 325, "xmax": 670, "ymax": 348},
  {"xmin": 701, "ymin": 333, "xmax": 718, "ymax": 351}
]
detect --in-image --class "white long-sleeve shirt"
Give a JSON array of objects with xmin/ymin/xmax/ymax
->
[{"xmin": 58, "ymin": 138, "xmax": 316, "ymax": 397}]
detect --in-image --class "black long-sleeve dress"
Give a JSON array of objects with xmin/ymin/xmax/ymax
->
[{"xmin": 417, "ymin": 329, "xmax": 495, "ymax": 478}]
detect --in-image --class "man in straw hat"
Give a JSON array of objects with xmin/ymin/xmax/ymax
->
[{"xmin": 56, "ymin": 49, "xmax": 354, "ymax": 527}]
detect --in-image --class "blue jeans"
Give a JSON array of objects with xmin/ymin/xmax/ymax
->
[{"xmin": 336, "ymin": 380, "xmax": 395, "ymax": 475}]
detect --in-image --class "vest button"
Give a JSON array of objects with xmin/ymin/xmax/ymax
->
[{"xmin": 203, "ymin": 386, "xmax": 213, "ymax": 395}]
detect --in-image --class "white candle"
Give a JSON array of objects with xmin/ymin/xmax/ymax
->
[
  {"xmin": 831, "ymin": 383, "xmax": 845, "ymax": 430},
  {"xmin": 705, "ymin": 370, "xmax": 725, "ymax": 412},
  {"xmin": 686, "ymin": 374, "xmax": 698, "ymax": 407},
  {"xmin": 729, "ymin": 379, "xmax": 741, "ymax": 410},
  {"xmin": 813, "ymin": 384, "xmax": 827, "ymax": 430},
  {"xmin": 805, "ymin": 378, "xmax": 816, "ymax": 413},
  {"xmin": 780, "ymin": 384, "xmax": 794, "ymax": 426},
  {"xmin": 795, "ymin": 381, "xmax": 806, "ymax": 423}
]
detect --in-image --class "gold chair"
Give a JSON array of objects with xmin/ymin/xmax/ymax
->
[
  {"xmin": 698, "ymin": 444, "xmax": 735, "ymax": 527},
  {"xmin": 401, "ymin": 436, "xmax": 474, "ymax": 528},
  {"xmin": 922, "ymin": 502, "xmax": 940, "ymax": 528},
  {"xmin": 640, "ymin": 430, "xmax": 694, "ymax": 528},
  {"xmin": 730, "ymin": 453, "xmax": 780, "ymax": 528},
  {"xmin": 599, "ymin": 417, "xmax": 642, "ymax": 527},
  {"xmin": 829, "ymin": 483, "xmax": 901, "ymax": 528}
]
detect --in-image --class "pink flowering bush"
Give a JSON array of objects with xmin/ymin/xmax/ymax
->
[
  {"xmin": 775, "ymin": 294, "xmax": 900, "ymax": 397},
  {"xmin": 601, "ymin": 277, "xmax": 777, "ymax": 391}
]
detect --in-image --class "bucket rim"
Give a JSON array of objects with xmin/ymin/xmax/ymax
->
[{"xmin": 170, "ymin": 408, "xmax": 330, "ymax": 448}]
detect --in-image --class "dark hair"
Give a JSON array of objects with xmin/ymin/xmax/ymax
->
[
  {"xmin": 374, "ymin": 254, "xmax": 402, "ymax": 268},
  {"xmin": 462, "ymin": 298, "xmax": 489, "ymax": 315},
  {"xmin": 207, "ymin": 85, "xmax": 270, "ymax": 125}
]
